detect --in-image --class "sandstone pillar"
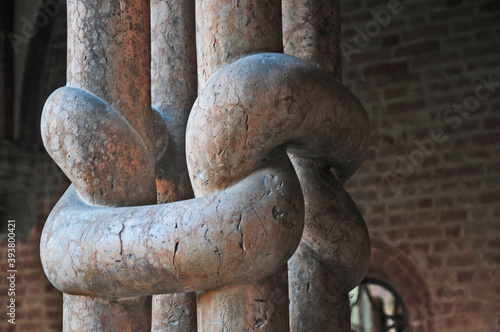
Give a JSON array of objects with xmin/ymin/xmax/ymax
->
[
  {"xmin": 150, "ymin": 0, "xmax": 198, "ymax": 330},
  {"xmin": 193, "ymin": 1, "xmax": 290, "ymax": 330},
  {"xmin": 283, "ymin": 0, "xmax": 371, "ymax": 330},
  {"xmin": 49, "ymin": 0, "xmax": 157, "ymax": 330}
]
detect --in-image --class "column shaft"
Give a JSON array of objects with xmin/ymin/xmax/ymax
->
[
  {"xmin": 194, "ymin": 1, "xmax": 288, "ymax": 330},
  {"xmin": 283, "ymin": 1, "xmax": 370, "ymax": 331},
  {"xmin": 63, "ymin": 0, "xmax": 156, "ymax": 330},
  {"xmin": 150, "ymin": 0, "xmax": 198, "ymax": 330}
]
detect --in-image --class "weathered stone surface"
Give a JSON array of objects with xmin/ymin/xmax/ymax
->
[
  {"xmin": 283, "ymin": 0, "xmax": 342, "ymax": 79},
  {"xmin": 41, "ymin": 161, "xmax": 304, "ymax": 298},
  {"xmin": 192, "ymin": 2, "xmax": 294, "ymax": 330},
  {"xmin": 152, "ymin": 292, "xmax": 197, "ymax": 332},
  {"xmin": 197, "ymin": 265, "xmax": 289, "ymax": 331},
  {"xmin": 150, "ymin": 0, "xmax": 198, "ymax": 328},
  {"xmin": 63, "ymin": 294, "xmax": 152, "ymax": 332},
  {"xmin": 283, "ymin": 1, "xmax": 371, "ymax": 330},
  {"xmin": 187, "ymin": 53, "xmax": 369, "ymax": 196},
  {"xmin": 195, "ymin": 0, "xmax": 283, "ymax": 89},
  {"xmin": 41, "ymin": 0, "xmax": 371, "ymax": 330},
  {"xmin": 41, "ymin": 86, "xmax": 157, "ymax": 207},
  {"xmin": 288, "ymin": 243, "xmax": 351, "ymax": 331},
  {"xmin": 66, "ymin": 0, "xmax": 156, "ymax": 155},
  {"xmin": 187, "ymin": 52, "xmax": 369, "ymax": 331},
  {"xmin": 152, "ymin": 0, "xmax": 197, "ymax": 204},
  {"xmin": 42, "ymin": 0, "xmax": 158, "ymax": 330}
]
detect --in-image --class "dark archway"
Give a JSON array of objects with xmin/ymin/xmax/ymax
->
[{"xmin": 367, "ymin": 238, "xmax": 435, "ymax": 332}]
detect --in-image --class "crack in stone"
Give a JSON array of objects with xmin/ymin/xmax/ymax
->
[{"xmin": 117, "ymin": 223, "xmax": 125, "ymax": 262}]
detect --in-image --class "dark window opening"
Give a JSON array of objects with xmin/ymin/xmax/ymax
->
[{"xmin": 350, "ymin": 278, "xmax": 409, "ymax": 332}]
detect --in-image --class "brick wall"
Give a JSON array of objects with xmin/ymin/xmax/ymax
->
[
  {"xmin": 1, "ymin": 1, "xmax": 67, "ymax": 331},
  {"xmin": 0, "ymin": 143, "xmax": 68, "ymax": 332},
  {"xmin": 340, "ymin": 0, "xmax": 500, "ymax": 331}
]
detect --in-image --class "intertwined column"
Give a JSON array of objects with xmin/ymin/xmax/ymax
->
[
  {"xmin": 40, "ymin": 0, "xmax": 371, "ymax": 331},
  {"xmin": 283, "ymin": 0, "xmax": 371, "ymax": 330},
  {"xmin": 150, "ymin": 0, "xmax": 197, "ymax": 330}
]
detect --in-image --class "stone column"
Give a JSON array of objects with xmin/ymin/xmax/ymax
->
[
  {"xmin": 150, "ymin": 0, "xmax": 198, "ymax": 330},
  {"xmin": 283, "ymin": 0, "xmax": 371, "ymax": 331},
  {"xmin": 49, "ymin": 0, "xmax": 156, "ymax": 330},
  {"xmin": 194, "ymin": 1, "xmax": 288, "ymax": 330}
]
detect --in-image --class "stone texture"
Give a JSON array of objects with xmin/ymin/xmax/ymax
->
[
  {"xmin": 283, "ymin": 1, "xmax": 371, "ymax": 330},
  {"xmin": 40, "ymin": 163, "xmax": 304, "ymax": 298},
  {"xmin": 41, "ymin": 0, "xmax": 158, "ymax": 330},
  {"xmin": 40, "ymin": 0, "xmax": 370, "ymax": 330},
  {"xmin": 197, "ymin": 265, "xmax": 289, "ymax": 331},
  {"xmin": 195, "ymin": 0, "xmax": 283, "ymax": 89},
  {"xmin": 41, "ymin": 86, "xmax": 157, "ymax": 207},
  {"xmin": 63, "ymin": 294, "xmax": 152, "ymax": 332},
  {"xmin": 151, "ymin": 0, "xmax": 197, "ymax": 204},
  {"xmin": 152, "ymin": 292, "xmax": 197, "ymax": 332},
  {"xmin": 66, "ymin": 0, "xmax": 156, "ymax": 156},
  {"xmin": 187, "ymin": 52, "xmax": 370, "ymax": 331},
  {"xmin": 283, "ymin": 0, "xmax": 342, "ymax": 79},
  {"xmin": 150, "ymin": 1, "xmax": 198, "ymax": 328},
  {"xmin": 191, "ymin": 2, "xmax": 294, "ymax": 330},
  {"xmin": 187, "ymin": 53, "xmax": 369, "ymax": 194}
]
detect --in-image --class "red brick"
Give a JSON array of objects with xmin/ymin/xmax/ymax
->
[
  {"xmin": 384, "ymin": 87, "xmax": 406, "ymax": 99},
  {"xmin": 445, "ymin": 225, "xmax": 461, "ymax": 238},
  {"xmin": 484, "ymin": 117, "xmax": 500, "ymax": 130},
  {"xmin": 401, "ymin": 24, "xmax": 449, "ymax": 42},
  {"xmin": 440, "ymin": 209, "xmax": 467, "ymax": 222},
  {"xmin": 408, "ymin": 226, "xmax": 442, "ymax": 240},
  {"xmin": 388, "ymin": 213, "xmax": 409, "ymax": 226},
  {"xmin": 363, "ymin": 61, "xmax": 408, "ymax": 77},
  {"xmin": 434, "ymin": 240, "xmax": 450, "ymax": 253},
  {"xmin": 44, "ymin": 298, "xmax": 62, "ymax": 308},
  {"xmin": 382, "ymin": 34, "xmax": 399, "ymax": 46},
  {"xmin": 412, "ymin": 50, "xmax": 460, "ymax": 69},
  {"xmin": 478, "ymin": 191, "xmax": 500, "ymax": 204},
  {"xmin": 427, "ymin": 255, "xmax": 442, "ymax": 268},
  {"xmin": 418, "ymin": 198, "xmax": 432, "ymax": 208},
  {"xmin": 453, "ymin": 15, "xmax": 500, "ymax": 33},
  {"xmin": 386, "ymin": 99, "xmax": 426, "ymax": 114},
  {"xmin": 487, "ymin": 238, "xmax": 500, "ymax": 249},
  {"xmin": 413, "ymin": 243, "xmax": 430, "ymax": 254},
  {"xmin": 447, "ymin": 254, "xmax": 476, "ymax": 267},
  {"xmin": 456, "ymin": 270, "xmax": 474, "ymax": 283},
  {"xmin": 435, "ymin": 165, "xmax": 484, "ymax": 179},
  {"xmin": 387, "ymin": 229, "xmax": 406, "ymax": 241},
  {"xmin": 45, "ymin": 309, "xmax": 62, "ymax": 320},
  {"xmin": 484, "ymin": 253, "xmax": 500, "ymax": 265},
  {"xmin": 349, "ymin": 49, "xmax": 392, "ymax": 66},
  {"xmin": 472, "ymin": 133, "xmax": 500, "ymax": 146},
  {"xmin": 395, "ymin": 40, "xmax": 441, "ymax": 58}
]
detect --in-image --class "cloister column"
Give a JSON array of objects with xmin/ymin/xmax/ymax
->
[
  {"xmin": 51, "ymin": 0, "xmax": 156, "ymax": 330},
  {"xmin": 150, "ymin": 0, "xmax": 198, "ymax": 330},
  {"xmin": 194, "ymin": 1, "xmax": 288, "ymax": 330},
  {"xmin": 283, "ymin": 0, "xmax": 371, "ymax": 330}
]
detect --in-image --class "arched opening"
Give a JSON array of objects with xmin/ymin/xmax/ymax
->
[{"xmin": 349, "ymin": 238, "xmax": 434, "ymax": 332}]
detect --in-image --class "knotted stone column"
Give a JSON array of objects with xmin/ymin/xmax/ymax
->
[
  {"xmin": 40, "ymin": 0, "xmax": 371, "ymax": 331},
  {"xmin": 43, "ymin": 0, "xmax": 156, "ymax": 330},
  {"xmin": 193, "ymin": 1, "xmax": 291, "ymax": 330},
  {"xmin": 283, "ymin": 0, "xmax": 371, "ymax": 330},
  {"xmin": 150, "ymin": 0, "xmax": 198, "ymax": 330}
]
